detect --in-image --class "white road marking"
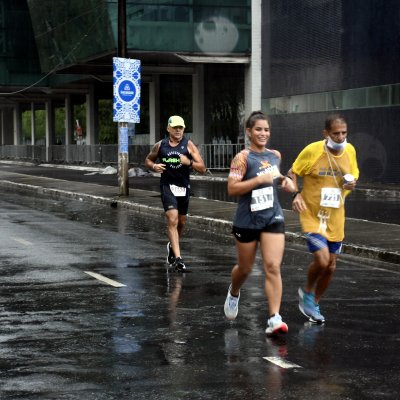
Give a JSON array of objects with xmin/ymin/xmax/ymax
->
[
  {"xmin": 11, "ymin": 237, "xmax": 33, "ymax": 246},
  {"xmin": 84, "ymin": 271, "xmax": 126, "ymax": 288},
  {"xmin": 263, "ymin": 356, "xmax": 302, "ymax": 369}
]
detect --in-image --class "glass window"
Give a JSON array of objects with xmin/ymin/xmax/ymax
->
[
  {"xmin": 390, "ymin": 84, "xmax": 400, "ymax": 105},
  {"xmin": 367, "ymin": 86, "xmax": 389, "ymax": 107},
  {"xmin": 29, "ymin": 0, "xmax": 114, "ymax": 73},
  {"xmin": 343, "ymin": 88, "xmax": 366, "ymax": 109},
  {"xmin": 289, "ymin": 95, "xmax": 308, "ymax": 113},
  {"xmin": 272, "ymin": 98, "xmax": 290, "ymax": 114},
  {"xmin": 111, "ymin": 1, "xmax": 250, "ymax": 53},
  {"xmin": 327, "ymin": 91, "xmax": 343, "ymax": 110},
  {"xmin": 204, "ymin": 64, "xmax": 244, "ymax": 143},
  {"xmin": 309, "ymin": 92, "xmax": 326, "ymax": 112},
  {"xmin": 264, "ymin": 83, "xmax": 400, "ymax": 115},
  {"xmin": 160, "ymin": 75, "xmax": 192, "ymax": 141}
]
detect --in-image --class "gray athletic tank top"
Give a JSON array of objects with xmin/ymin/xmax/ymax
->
[{"xmin": 233, "ymin": 149, "xmax": 284, "ymax": 229}]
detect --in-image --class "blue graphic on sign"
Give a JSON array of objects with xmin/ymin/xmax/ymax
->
[
  {"xmin": 113, "ymin": 58, "xmax": 141, "ymax": 123},
  {"xmin": 118, "ymin": 80, "xmax": 136, "ymax": 102}
]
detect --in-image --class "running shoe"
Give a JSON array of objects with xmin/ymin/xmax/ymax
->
[
  {"xmin": 166, "ymin": 242, "xmax": 175, "ymax": 265},
  {"xmin": 224, "ymin": 285, "xmax": 240, "ymax": 320},
  {"xmin": 298, "ymin": 287, "xmax": 325, "ymax": 324},
  {"xmin": 173, "ymin": 257, "xmax": 186, "ymax": 272},
  {"xmin": 310, "ymin": 303, "xmax": 325, "ymax": 324},
  {"xmin": 265, "ymin": 313, "xmax": 288, "ymax": 336}
]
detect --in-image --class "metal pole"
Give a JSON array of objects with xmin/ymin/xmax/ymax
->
[
  {"xmin": 118, "ymin": 0, "xmax": 129, "ymax": 196},
  {"xmin": 118, "ymin": 0, "xmax": 127, "ymax": 58}
]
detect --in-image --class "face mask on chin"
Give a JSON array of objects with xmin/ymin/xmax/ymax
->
[{"xmin": 326, "ymin": 137, "xmax": 347, "ymax": 151}]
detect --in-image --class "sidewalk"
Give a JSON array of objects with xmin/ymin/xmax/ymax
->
[{"xmin": 0, "ymin": 163, "xmax": 398, "ymax": 265}]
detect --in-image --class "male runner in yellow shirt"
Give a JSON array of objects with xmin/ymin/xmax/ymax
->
[{"xmin": 287, "ymin": 115, "xmax": 359, "ymax": 323}]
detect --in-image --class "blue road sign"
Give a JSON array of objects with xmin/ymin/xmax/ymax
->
[{"xmin": 113, "ymin": 58, "xmax": 141, "ymax": 123}]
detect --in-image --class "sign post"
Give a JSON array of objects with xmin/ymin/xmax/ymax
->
[{"xmin": 113, "ymin": 57, "xmax": 141, "ymax": 196}]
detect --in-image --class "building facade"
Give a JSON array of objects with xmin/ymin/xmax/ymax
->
[
  {"xmin": 0, "ymin": 0, "xmax": 254, "ymax": 164},
  {"xmin": 262, "ymin": 0, "xmax": 400, "ymax": 184},
  {"xmin": 0, "ymin": 0, "xmax": 399, "ymax": 184}
]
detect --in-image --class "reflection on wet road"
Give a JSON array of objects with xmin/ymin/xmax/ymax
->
[{"xmin": 0, "ymin": 192, "xmax": 398, "ymax": 399}]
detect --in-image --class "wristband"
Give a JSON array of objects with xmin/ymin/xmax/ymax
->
[{"xmin": 292, "ymin": 191, "xmax": 301, "ymax": 200}]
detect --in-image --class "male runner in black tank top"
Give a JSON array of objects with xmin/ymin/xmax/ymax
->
[{"xmin": 145, "ymin": 115, "xmax": 206, "ymax": 271}]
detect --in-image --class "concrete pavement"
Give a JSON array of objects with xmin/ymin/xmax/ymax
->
[{"xmin": 0, "ymin": 162, "xmax": 398, "ymax": 265}]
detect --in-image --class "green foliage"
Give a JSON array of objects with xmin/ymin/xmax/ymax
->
[
  {"xmin": 20, "ymin": 100, "xmax": 121, "ymax": 145},
  {"xmin": 55, "ymin": 108, "xmax": 65, "ymax": 143},
  {"xmin": 21, "ymin": 111, "xmax": 31, "ymax": 140},
  {"xmin": 21, "ymin": 109, "xmax": 46, "ymax": 144},
  {"xmin": 98, "ymin": 99, "xmax": 117, "ymax": 144}
]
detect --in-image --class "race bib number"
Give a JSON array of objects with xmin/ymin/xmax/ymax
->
[
  {"xmin": 170, "ymin": 184, "xmax": 186, "ymax": 197},
  {"xmin": 320, "ymin": 187, "xmax": 341, "ymax": 208},
  {"xmin": 251, "ymin": 187, "xmax": 274, "ymax": 212}
]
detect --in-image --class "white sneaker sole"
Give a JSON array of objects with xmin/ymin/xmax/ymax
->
[
  {"xmin": 265, "ymin": 322, "xmax": 288, "ymax": 336},
  {"xmin": 299, "ymin": 304, "xmax": 325, "ymax": 324}
]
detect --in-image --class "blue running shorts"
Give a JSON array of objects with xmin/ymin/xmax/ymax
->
[{"xmin": 305, "ymin": 233, "xmax": 342, "ymax": 254}]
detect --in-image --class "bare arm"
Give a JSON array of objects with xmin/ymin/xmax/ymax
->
[
  {"xmin": 227, "ymin": 172, "xmax": 273, "ymax": 197},
  {"xmin": 280, "ymin": 174, "xmax": 296, "ymax": 193},
  {"xmin": 180, "ymin": 141, "xmax": 207, "ymax": 174},
  {"xmin": 144, "ymin": 141, "xmax": 165, "ymax": 173},
  {"xmin": 227, "ymin": 151, "xmax": 274, "ymax": 197},
  {"xmin": 287, "ymin": 168, "xmax": 307, "ymax": 213}
]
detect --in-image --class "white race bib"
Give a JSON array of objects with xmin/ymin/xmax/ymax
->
[
  {"xmin": 170, "ymin": 184, "xmax": 187, "ymax": 197},
  {"xmin": 250, "ymin": 186, "xmax": 274, "ymax": 211},
  {"xmin": 320, "ymin": 187, "xmax": 341, "ymax": 208}
]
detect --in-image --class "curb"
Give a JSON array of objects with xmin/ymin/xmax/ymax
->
[
  {"xmin": 1, "ymin": 179, "xmax": 399, "ymax": 265},
  {"xmin": 2, "ymin": 161, "xmax": 399, "ymax": 198}
]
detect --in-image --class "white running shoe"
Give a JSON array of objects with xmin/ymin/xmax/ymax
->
[
  {"xmin": 224, "ymin": 285, "xmax": 240, "ymax": 320},
  {"xmin": 265, "ymin": 313, "xmax": 288, "ymax": 336}
]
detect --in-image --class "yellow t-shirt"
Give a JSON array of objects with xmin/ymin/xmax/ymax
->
[{"xmin": 292, "ymin": 140, "xmax": 359, "ymax": 241}]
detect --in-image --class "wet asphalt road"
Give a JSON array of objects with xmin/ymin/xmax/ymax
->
[{"xmin": 0, "ymin": 190, "xmax": 399, "ymax": 399}]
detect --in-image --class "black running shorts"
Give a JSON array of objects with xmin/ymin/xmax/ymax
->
[
  {"xmin": 232, "ymin": 222, "xmax": 285, "ymax": 243},
  {"xmin": 160, "ymin": 184, "xmax": 190, "ymax": 215}
]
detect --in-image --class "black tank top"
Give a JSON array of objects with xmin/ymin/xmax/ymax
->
[{"xmin": 158, "ymin": 137, "xmax": 191, "ymax": 188}]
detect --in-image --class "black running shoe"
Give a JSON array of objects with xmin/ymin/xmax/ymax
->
[
  {"xmin": 167, "ymin": 242, "xmax": 175, "ymax": 265},
  {"xmin": 173, "ymin": 257, "xmax": 186, "ymax": 272}
]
